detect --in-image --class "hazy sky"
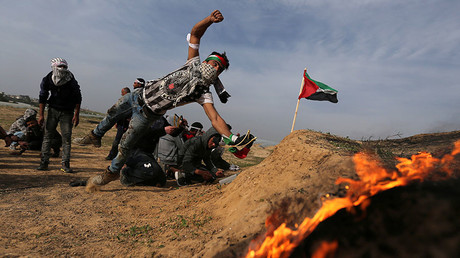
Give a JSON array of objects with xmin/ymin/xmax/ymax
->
[{"xmin": 1, "ymin": 0, "xmax": 459, "ymax": 143}]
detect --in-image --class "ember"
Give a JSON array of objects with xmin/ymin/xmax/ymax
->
[{"xmin": 246, "ymin": 140, "xmax": 460, "ymax": 258}]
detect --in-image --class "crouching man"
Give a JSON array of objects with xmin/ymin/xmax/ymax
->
[
  {"xmin": 175, "ymin": 127, "xmax": 225, "ymax": 186},
  {"xmin": 120, "ymin": 149, "xmax": 167, "ymax": 187},
  {"xmin": 120, "ymin": 115, "xmax": 185, "ymax": 187}
]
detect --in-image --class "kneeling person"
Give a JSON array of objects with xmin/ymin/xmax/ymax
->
[
  {"xmin": 120, "ymin": 116, "xmax": 182, "ymax": 187},
  {"xmin": 120, "ymin": 149, "xmax": 166, "ymax": 187},
  {"xmin": 176, "ymin": 127, "xmax": 225, "ymax": 186}
]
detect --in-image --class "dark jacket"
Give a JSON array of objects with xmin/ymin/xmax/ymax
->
[
  {"xmin": 39, "ymin": 72, "xmax": 82, "ymax": 111},
  {"xmin": 178, "ymin": 127, "xmax": 221, "ymax": 176},
  {"xmin": 122, "ymin": 149, "xmax": 166, "ymax": 186},
  {"xmin": 120, "ymin": 117, "xmax": 172, "ymax": 187},
  {"xmin": 135, "ymin": 116, "xmax": 175, "ymax": 153}
]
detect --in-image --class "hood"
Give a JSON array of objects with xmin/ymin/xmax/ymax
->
[
  {"xmin": 200, "ymin": 127, "xmax": 221, "ymax": 149},
  {"xmin": 23, "ymin": 108, "xmax": 38, "ymax": 122}
]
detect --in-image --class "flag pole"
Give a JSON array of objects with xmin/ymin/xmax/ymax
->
[
  {"xmin": 291, "ymin": 68, "xmax": 307, "ymax": 132},
  {"xmin": 291, "ymin": 99, "xmax": 300, "ymax": 132}
]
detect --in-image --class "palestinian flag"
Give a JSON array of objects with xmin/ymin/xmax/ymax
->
[{"xmin": 298, "ymin": 69, "xmax": 338, "ymax": 103}]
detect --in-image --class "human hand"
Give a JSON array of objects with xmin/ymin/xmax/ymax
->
[
  {"xmin": 215, "ymin": 169, "xmax": 225, "ymax": 178},
  {"xmin": 234, "ymin": 133, "xmax": 256, "ymax": 148},
  {"xmin": 165, "ymin": 126, "xmax": 178, "ymax": 135},
  {"xmin": 72, "ymin": 115, "xmax": 79, "ymax": 128},
  {"xmin": 210, "ymin": 10, "xmax": 224, "ymax": 23},
  {"xmin": 18, "ymin": 141, "xmax": 28, "ymax": 149},
  {"xmin": 38, "ymin": 116, "xmax": 44, "ymax": 127},
  {"xmin": 195, "ymin": 169, "xmax": 214, "ymax": 181},
  {"xmin": 180, "ymin": 118, "xmax": 188, "ymax": 129}
]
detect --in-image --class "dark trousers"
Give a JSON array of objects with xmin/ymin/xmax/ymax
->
[
  {"xmin": 41, "ymin": 107, "xmax": 73, "ymax": 163},
  {"xmin": 107, "ymin": 124, "xmax": 125, "ymax": 158}
]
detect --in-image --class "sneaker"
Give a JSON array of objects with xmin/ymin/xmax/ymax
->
[
  {"xmin": 229, "ymin": 164, "xmax": 240, "ymax": 171},
  {"xmin": 75, "ymin": 131, "xmax": 101, "ymax": 147},
  {"xmin": 89, "ymin": 167, "xmax": 120, "ymax": 186},
  {"xmin": 37, "ymin": 161, "xmax": 49, "ymax": 171},
  {"xmin": 175, "ymin": 171, "xmax": 188, "ymax": 187},
  {"xmin": 61, "ymin": 161, "xmax": 74, "ymax": 173}
]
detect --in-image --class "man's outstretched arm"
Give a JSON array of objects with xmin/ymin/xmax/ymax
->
[
  {"xmin": 188, "ymin": 10, "xmax": 224, "ymax": 60},
  {"xmin": 202, "ymin": 103, "xmax": 256, "ymax": 148},
  {"xmin": 202, "ymin": 103, "xmax": 231, "ymax": 137}
]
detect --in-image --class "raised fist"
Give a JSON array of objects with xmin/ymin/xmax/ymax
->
[{"xmin": 210, "ymin": 10, "xmax": 224, "ymax": 23}]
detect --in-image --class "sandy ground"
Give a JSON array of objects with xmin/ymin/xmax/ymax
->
[
  {"xmin": 1, "ymin": 105, "xmax": 459, "ymax": 257},
  {"xmin": 0, "ymin": 138, "xmax": 272, "ymax": 258},
  {"xmin": 0, "ymin": 105, "xmax": 274, "ymax": 257}
]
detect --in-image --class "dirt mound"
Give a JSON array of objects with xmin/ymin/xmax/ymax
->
[
  {"xmin": 198, "ymin": 130, "xmax": 359, "ymax": 257},
  {"xmin": 197, "ymin": 130, "xmax": 460, "ymax": 257}
]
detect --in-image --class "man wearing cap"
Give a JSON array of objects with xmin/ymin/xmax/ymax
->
[
  {"xmin": 37, "ymin": 58, "xmax": 82, "ymax": 173},
  {"xmin": 83, "ymin": 10, "xmax": 255, "ymax": 191}
]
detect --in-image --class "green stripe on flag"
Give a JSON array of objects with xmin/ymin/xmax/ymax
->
[{"xmin": 305, "ymin": 73, "xmax": 338, "ymax": 94}]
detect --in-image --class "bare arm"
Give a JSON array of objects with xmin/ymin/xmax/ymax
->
[
  {"xmin": 73, "ymin": 104, "xmax": 80, "ymax": 127},
  {"xmin": 38, "ymin": 103, "xmax": 46, "ymax": 127},
  {"xmin": 188, "ymin": 10, "xmax": 224, "ymax": 60},
  {"xmin": 202, "ymin": 103, "xmax": 231, "ymax": 137}
]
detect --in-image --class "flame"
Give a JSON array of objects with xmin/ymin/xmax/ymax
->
[
  {"xmin": 246, "ymin": 140, "xmax": 460, "ymax": 258},
  {"xmin": 312, "ymin": 241, "xmax": 338, "ymax": 258}
]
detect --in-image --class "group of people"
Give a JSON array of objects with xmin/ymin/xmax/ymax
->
[
  {"xmin": 1, "ymin": 109, "xmax": 61, "ymax": 157},
  {"xmin": 2, "ymin": 10, "xmax": 256, "ymax": 190},
  {"xmin": 98, "ymin": 110, "xmax": 243, "ymax": 188}
]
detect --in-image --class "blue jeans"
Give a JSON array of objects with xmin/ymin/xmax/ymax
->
[
  {"xmin": 107, "ymin": 122, "xmax": 125, "ymax": 158},
  {"xmin": 93, "ymin": 91, "xmax": 141, "ymax": 137},
  {"xmin": 9, "ymin": 131, "xmax": 25, "ymax": 149},
  {"xmin": 41, "ymin": 107, "xmax": 73, "ymax": 163},
  {"xmin": 93, "ymin": 90, "xmax": 162, "ymax": 173}
]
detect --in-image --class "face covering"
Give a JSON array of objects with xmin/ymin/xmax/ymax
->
[
  {"xmin": 199, "ymin": 63, "xmax": 218, "ymax": 85},
  {"xmin": 51, "ymin": 66, "xmax": 73, "ymax": 86}
]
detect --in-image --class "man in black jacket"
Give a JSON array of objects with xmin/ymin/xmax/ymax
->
[
  {"xmin": 37, "ymin": 58, "xmax": 82, "ymax": 173},
  {"xmin": 176, "ymin": 127, "xmax": 225, "ymax": 186}
]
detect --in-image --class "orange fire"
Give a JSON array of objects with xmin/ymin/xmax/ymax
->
[
  {"xmin": 311, "ymin": 241, "xmax": 338, "ymax": 258},
  {"xmin": 246, "ymin": 140, "xmax": 460, "ymax": 258}
]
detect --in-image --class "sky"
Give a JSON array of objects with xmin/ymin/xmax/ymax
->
[{"xmin": 1, "ymin": 0, "xmax": 459, "ymax": 144}]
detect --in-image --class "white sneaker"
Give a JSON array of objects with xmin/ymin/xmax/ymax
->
[
  {"xmin": 175, "ymin": 171, "xmax": 187, "ymax": 186},
  {"xmin": 229, "ymin": 164, "xmax": 240, "ymax": 171}
]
